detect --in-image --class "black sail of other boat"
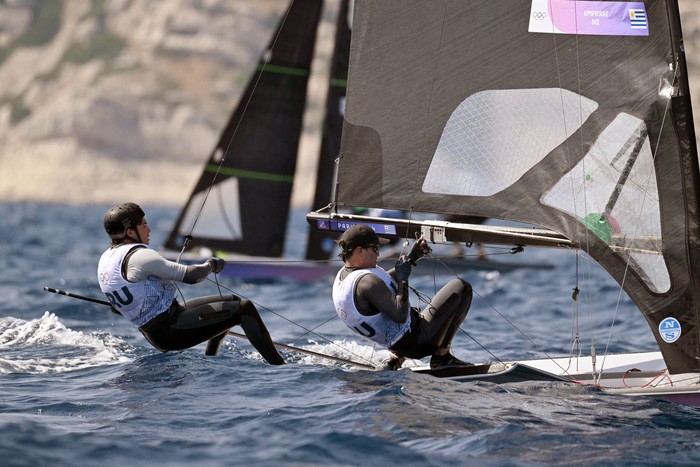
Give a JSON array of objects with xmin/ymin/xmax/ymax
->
[
  {"xmin": 304, "ymin": 0, "xmax": 351, "ymax": 261},
  {"xmin": 164, "ymin": 0, "xmax": 347, "ymax": 272},
  {"xmin": 309, "ymin": 0, "xmax": 700, "ymax": 387}
]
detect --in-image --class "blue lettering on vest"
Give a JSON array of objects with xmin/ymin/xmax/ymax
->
[{"xmin": 112, "ymin": 286, "xmax": 134, "ymax": 307}]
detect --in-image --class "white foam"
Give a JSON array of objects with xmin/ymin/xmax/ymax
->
[
  {"xmin": 287, "ymin": 339, "xmax": 426, "ymax": 369},
  {"xmin": 0, "ymin": 312, "xmax": 133, "ymax": 374}
]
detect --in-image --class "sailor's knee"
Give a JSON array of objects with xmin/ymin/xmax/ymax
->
[
  {"xmin": 451, "ymin": 278, "xmax": 472, "ymax": 295},
  {"xmin": 240, "ymin": 300, "xmax": 259, "ymax": 315},
  {"xmin": 462, "ymin": 281, "xmax": 472, "ymax": 296}
]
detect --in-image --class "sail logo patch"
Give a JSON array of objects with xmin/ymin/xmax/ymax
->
[
  {"xmin": 529, "ymin": 0, "xmax": 649, "ymax": 37},
  {"xmin": 659, "ymin": 317, "xmax": 681, "ymax": 343}
]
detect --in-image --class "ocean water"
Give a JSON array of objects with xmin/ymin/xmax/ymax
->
[{"xmin": 1, "ymin": 202, "xmax": 699, "ymax": 467}]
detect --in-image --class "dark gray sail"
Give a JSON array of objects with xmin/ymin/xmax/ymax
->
[{"xmin": 332, "ymin": 1, "xmax": 699, "ymax": 374}]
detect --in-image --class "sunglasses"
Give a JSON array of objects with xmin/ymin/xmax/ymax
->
[{"xmin": 363, "ymin": 244, "xmax": 380, "ymax": 253}]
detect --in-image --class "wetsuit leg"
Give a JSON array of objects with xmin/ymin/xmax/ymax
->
[
  {"xmin": 416, "ymin": 278, "xmax": 473, "ymax": 351},
  {"xmin": 237, "ymin": 300, "xmax": 285, "ymax": 365},
  {"xmin": 157, "ymin": 295, "xmax": 241, "ymax": 351},
  {"xmin": 141, "ymin": 294, "xmax": 284, "ymax": 364},
  {"xmin": 205, "ymin": 331, "xmax": 228, "ymax": 356},
  {"xmin": 389, "ymin": 279, "xmax": 472, "ymax": 360}
]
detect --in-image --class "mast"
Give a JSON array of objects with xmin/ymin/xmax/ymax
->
[
  {"xmin": 304, "ymin": 0, "xmax": 351, "ymax": 260},
  {"xmin": 664, "ymin": 0, "xmax": 700, "ymax": 372}
]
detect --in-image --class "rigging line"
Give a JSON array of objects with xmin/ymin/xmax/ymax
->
[
  {"xmin": 203, "ymin": 277, "xmax": 377, "ymax": 367},
  {"xmin": 456, "ymin": 327, "xmax": 504, "ymax": 365},
  {"xmin": 472, "ymin": 288, "xmax": 572, "ymax": 374},
  {"xmin": 288, "ymin": 314, "xmax": 340, "ymax": 345},
  {"xmin": 227, "ymin": 331, "xmax": 375, "ymax": 369},
  {"xmin": 571, "ymin": 4, "xmax": 599, "ymax": 370},
  {"xmin": 548, "ymin": 2, "xmax": 600, "ymax": 382},
  {"xmin": 598, "ymin": 61, "xmax": 680, "ymax": 382},
  {"xmin": 406, "ymin": 249, "xmax": 514, "ymax": 282},
  {"xmin": 176, "ymin": 1, "xmax": 298, "ymax": 260},
  {"xmin": 220, "ymin": 257, "xmax": 340, "ymax": 265},
  {"xmin": 544, "ymin": 3, "xmax": 597, "ymax": 369},
  {"xmin": 543, "ymin": 0, "xmax": 597, "ymax": 361}
]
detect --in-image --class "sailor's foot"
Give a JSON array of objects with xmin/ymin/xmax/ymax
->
[
  {"xmin": 430, "ymin": 353, "xmax": 472, "ymax": 370},
  {"xmin": 380, "ymin": 354, "xmax": 405, "ymax": 371}
]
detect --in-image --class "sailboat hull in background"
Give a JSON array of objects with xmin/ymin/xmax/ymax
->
[{"xmin": 176, "ymin": 253, "xmax": 330, "ymax": 282}]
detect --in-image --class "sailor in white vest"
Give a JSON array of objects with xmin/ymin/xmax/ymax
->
[
  {"xmin": 97, "ymin": 202, "xmax": 284, "ymax": 364},
  {"xmin": 332, "ymin": 224, "xmax": 473, "ymax": 370}
]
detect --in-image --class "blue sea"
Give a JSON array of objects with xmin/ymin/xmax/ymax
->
[{"xmin": 1, "ymin": 202, "xmax": 700, "ymax": 467}]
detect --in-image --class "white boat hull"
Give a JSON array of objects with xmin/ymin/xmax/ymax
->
[{"xmin": 413, "ymin": 351, "xmax": 700, "ymax": 407}]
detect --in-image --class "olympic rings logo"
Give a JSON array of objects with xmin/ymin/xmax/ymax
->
[
  {"xmin": 99, "ymin": 272, "xmax": 110, "ymax": 284},
  {"xmin": 532, "ymin": 11, "xmax": 547, "ymax": 20}
]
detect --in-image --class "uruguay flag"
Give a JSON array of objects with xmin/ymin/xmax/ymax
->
[{"xmin": 629, "ymin": 9, "xmax": 647, "ymax": 29}]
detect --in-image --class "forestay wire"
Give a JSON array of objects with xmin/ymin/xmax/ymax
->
[{"xmin": 175, "ymin": 2, "xmax": 297, "ymax": 263}]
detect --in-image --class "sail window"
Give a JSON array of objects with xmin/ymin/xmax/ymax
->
[
  {"xmin": 422, "ymin": 88, "xmax": 597, "ymax": 197},
  {"xmin": 541, "ymin": 112, "xmax": 669, "ymax": 293},
  {"xmin": 179, "ymin": 177, "xmax": 243, "ymax": 242}
]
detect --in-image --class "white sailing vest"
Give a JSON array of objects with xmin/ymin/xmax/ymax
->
[
  {"xmin": 332, "ymin": 267, "xmax": 411, "ymax": 348},
  {"xmin": 97, "ymin": 244, "xmax": 177, "ymax": 326}
]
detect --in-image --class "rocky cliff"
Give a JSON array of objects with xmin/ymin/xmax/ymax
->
[
  {"xmin": 1, "ymin": 0, "xmax": 700, "ymax": 207},
  {"xmin": 0, "ymin": 0, "xmax": 287, "ymax": 206}
]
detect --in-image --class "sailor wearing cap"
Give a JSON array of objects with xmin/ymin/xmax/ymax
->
[{"xmin": 332, "ymin": 224, "xmax": 473, "ymax": 370}]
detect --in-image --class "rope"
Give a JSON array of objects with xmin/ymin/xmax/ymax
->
[{"xmin": 203, "ymin": 277, "xmax": 377, "ymax": 368}]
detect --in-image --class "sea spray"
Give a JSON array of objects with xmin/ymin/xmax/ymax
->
[{"xmin": 0, "ymin": 312, "xmax": 132, "ymax": 374}]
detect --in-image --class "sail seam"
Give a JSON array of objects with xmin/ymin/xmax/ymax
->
[
  {"xmin": 206, "ymin": 164, "xmax": 293, "ymax": 183},
  {"xmin": 256, "ymin": 63, "xmax": 309, "ymax": 77}
]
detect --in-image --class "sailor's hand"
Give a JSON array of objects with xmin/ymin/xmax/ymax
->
[
  {"xmin": 408, "ymin": 237, "xmax": 431, "ymax": 265},
  {"xmin": 394, "ymin": 258, "xmax": 412, "ymax": 282},
  {"xmin": 207, "ymin": 257, "xmax": 226, "ymax": 274}
]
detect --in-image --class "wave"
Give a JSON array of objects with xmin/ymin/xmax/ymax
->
[
  {"xmin": 269, "ymin": 338, "xmax": 426, "ymax": 370},
  {"xmin": 0, "ymin": 311, "xmax": 133, "ymax": 374}
]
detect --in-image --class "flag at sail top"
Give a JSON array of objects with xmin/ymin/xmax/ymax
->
[{"xmin": 528, "ymin": 0, "xmax": 649, "ymax": 36}]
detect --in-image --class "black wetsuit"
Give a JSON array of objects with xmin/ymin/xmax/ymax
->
[
  {"xmin": 389, "ymin": 278, "xmax": 472, "ymax": 359},
  {"xmin": 103, "ymin": 244, "xmax": 284, "ymax": 364},
  {"xmin": 339, "ymin": 266, "xmax": 473, "ymax": 359},
  {"xmin": 139, "ymin": 294, "xmax": 284, "ymax": 364}
]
